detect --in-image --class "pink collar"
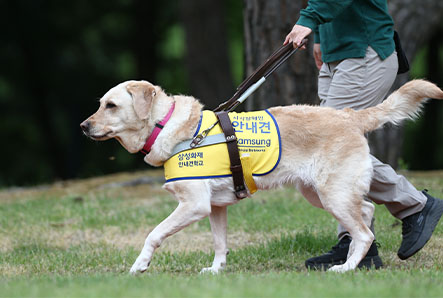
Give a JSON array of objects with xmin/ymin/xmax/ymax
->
[{"xmin": 140, "ymin": 102, "xmax": 175, "ymax": 155}]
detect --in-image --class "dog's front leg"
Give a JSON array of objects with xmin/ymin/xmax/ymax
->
[
  {"xmin": 130, "ymin": 181, "xmax": 211, "ymax": 274},
  {"xmin": 200, "ymin": 205, "xmax": 228, "ymax": 274},
  {"xmin": 130, "ymin": 202, "xmax": 210, "ymax": 274}
]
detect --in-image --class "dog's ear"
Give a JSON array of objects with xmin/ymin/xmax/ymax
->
[{"xmin": 126, "ymin": 81, "xmax": 157, "ymax": 120}]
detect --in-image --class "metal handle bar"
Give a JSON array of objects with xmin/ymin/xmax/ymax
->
[
  {"xmin": 190, "ymin": 39, "xmax": 308, "ymax": 148},
  {"xmin": 213, "ymin": 39, "xmax": 307, "ymax": 113}
]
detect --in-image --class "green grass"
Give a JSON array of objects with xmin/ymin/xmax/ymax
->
[
  {"xmin": 3, "ymin": 271, "xmax": 443, "ymax": 297},
  {"xmin": 0, "ymin": 170, "xmax": 442, "ymax": 297}
]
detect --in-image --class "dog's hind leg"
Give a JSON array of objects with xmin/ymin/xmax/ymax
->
[
  {"xmin": 200, "ymin": 205, "xmax": 228, "ymax": 274},
  {"xmin": 318, "ymin": 188, "xmax": 374, "ymax": 273},
  {"xmin": 347, "ymin": 199, "xmax": 375, "ymax": 260},
  {"xmin": 130, "ymin": 180, "xmax": 212, "ymax": 275},
  {"xmin": 296, "ymin": 181, "xmax": 324, "ymax": 209},
  {"xmin": 332, "ymin": 222, "xmax": 373, "ymax": 273}
]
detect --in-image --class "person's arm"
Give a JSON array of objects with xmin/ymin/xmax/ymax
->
[
  {"xmin": 284, "ymin": 0, "xmax": 354, "ymax": 47},
  {"xmin": 313, "ymin": 43, "xmax": 322, "ymax": 70},
  {"xmin": 297, "ymin": 0, "xmax": 354, "ymax": 30},
  {"xmin": 313, "ymin": 26, "xmax": 322, "ymax": 70}
]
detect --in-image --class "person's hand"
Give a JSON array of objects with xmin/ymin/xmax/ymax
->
[
  {"xmin": 283, "ymin": 24, "xmax": 312, "ymax": 48},
  {"xmin": 313, "ymin": 43, "xmax": 323, "ymax": 70}
]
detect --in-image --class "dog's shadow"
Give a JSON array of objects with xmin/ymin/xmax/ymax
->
[{"xmin": 224, "ymin": 231, "xmax": 337, "ymax": 272}]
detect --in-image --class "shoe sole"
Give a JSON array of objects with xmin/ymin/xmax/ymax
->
[
  {"xmin": 398, "ymin": 197, "xmax": 443, "ymax": 260},
  {"xmin": 306, "ymin": 255, "xmax": 383, "ymax": 271}
]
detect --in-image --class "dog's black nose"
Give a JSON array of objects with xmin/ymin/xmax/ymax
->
[{"xmin": 80, "ymin": 121, "xmax": 90, "ymax": 133}]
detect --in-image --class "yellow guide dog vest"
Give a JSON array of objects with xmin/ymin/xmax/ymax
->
[{"xmin": 164, "ymin": 110, "xmax": 281, "ymax": 192}]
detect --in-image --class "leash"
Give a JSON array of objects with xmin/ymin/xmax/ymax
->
[{"xmin": 190, "ymin": 39, "xmax": 307, "ymax": 148}]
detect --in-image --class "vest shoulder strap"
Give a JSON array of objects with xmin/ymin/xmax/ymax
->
[{"xmin": 216, "ymin": 111, "xmax": 248, "ymax": 199}]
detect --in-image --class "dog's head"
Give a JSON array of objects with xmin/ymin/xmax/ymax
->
[{"xmin": 80, "ymin": 80, "xmax": 163, "ymax": 153}]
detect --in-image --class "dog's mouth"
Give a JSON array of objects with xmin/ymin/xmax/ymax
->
[{"xmin": 87, "ymin": 131, "xmax": 113, "ymax": 140}]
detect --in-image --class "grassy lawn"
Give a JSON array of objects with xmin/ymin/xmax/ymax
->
[{"xmin": 1, "ymin": 170, "xmax": 442, "ymax": 297}]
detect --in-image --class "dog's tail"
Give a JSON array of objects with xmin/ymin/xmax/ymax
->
[{"xmin": 357, "ymin": 79, "xmax": 443, "ymax": 133}]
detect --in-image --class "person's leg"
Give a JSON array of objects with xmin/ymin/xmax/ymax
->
[
  {"xmin": 368, "ymin": 155, "xmax": 443, "ymax": 259},
  {"xmin": 306, "ymin": 47, "xmax": 392, "ymax": 270},
  {"xmin": 307, "ymin": 47, "xmax": 443, "ymax": 269},
  {"xmin": 325, "ymin": 48, "xmax": 443, "ymax": 258},
  {"xmin": 336, "ymin": 153, "xmax": 427, "ymax": 238},
  {"xmin": 322, "ymin": 47, "xmax": 397, "ymax": 109},
  {"xmin": 369, "ymin": 155, "xmax": 425, "ymax": 218},
  {"xmin": 317, "ymin": 60, "xmax": 332, "ymax": 103},
  {"xmin": 318, "ymin": 60, "xmax": 376, "ymax": 237},
  {"xmin": 324, "ymin": 47, "xmax": 404, "ymax": 237}
]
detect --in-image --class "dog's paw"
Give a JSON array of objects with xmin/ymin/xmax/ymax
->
[
  {"xmin": 129, "ymin": 259, "xmax": 151, "ymax": 275},
  {"xmin": 328, "ymin": 264, "xmax": 349, "ymax": 273},
  {"xmin": 199, "ymin": 266, "xmax": 223, "ymax": 274}
]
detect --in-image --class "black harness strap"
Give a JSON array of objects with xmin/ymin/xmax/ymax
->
[{"xmin": 215, "ymin": 111, "xmax": 248, "ymax": 199}]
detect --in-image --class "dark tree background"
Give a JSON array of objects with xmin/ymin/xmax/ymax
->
[
  {"xmin": 243, "ymin": 0, "xmax": 318, "ymax": 109},
  {"xmin": 0, "ymin": 0, "xmax": 441, "ymax": 186},
  {"xmin": 180, "ymin": 0, "xmax": 235, "ymax": 109}
]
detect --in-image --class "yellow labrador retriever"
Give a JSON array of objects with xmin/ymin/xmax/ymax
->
[{"xmin": 81, "ymin": 79, "xmax": 443, "ymax": 274}]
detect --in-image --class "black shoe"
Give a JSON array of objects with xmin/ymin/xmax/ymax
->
[
  {"xmin": 397, "ymin": 190, "xmax": 443, "ymax": 260},
  {"xmin": 305, "ymin": 236, "xmax": 383, "ymax": 270}
]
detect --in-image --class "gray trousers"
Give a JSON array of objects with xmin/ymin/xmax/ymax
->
[{"xmin": 318, "ymin": 46, "xmax": 427, "ymax": 239}]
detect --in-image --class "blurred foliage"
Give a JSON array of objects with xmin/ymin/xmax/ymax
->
[
  {"xmin": 405, "ymin": 41, "xmax": 443, "ymax": 170},
  {"xmin": 0, "ymin": 0, "xmax": 243, "ymax": 186},
  {"xmin": 0, "ymin": 0, "xmax": 440, "ymax": 186},
  {"xmin": 0, "ymin": 0, "xmax": 148, "ymax": 185}
]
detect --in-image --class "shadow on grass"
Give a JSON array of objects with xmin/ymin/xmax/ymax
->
[
  {"xmin": 1, "ymin": 232, "xmax": 338, "ymax": 275},
  {"xmin": 152, "ymin": 231, "xmax": 339, "ymax": 273},
  {"xmin": 225, "ymin": 231, "xmax": 337, "ymax": 272}
]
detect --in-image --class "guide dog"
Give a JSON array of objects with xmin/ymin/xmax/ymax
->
[{"xmin": 80, "ymin": 79, "xmax": 443, "ymax": 274}]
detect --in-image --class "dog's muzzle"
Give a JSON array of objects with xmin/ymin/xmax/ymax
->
[{"xmin": 80, "ymin": 120, "xmax": 91, "ymax": 135}]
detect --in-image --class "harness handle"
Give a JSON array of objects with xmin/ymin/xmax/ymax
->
[
  {"xmin": 214, "ymin": 39, "xmax": 308, "ymax": 113},
  {"xmin": 190, "ymin": 39, "xmax": 308, "ymax": 148}
]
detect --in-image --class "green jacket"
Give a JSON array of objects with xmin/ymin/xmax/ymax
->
[{"xmin": 296, "ymin": 0, "xmax": 395, "ymax": 63}]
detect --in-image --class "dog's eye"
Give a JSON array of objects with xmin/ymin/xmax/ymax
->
[{"xmin": 106, "ymin": 102, "xmax": 117, "ymax": 109}]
